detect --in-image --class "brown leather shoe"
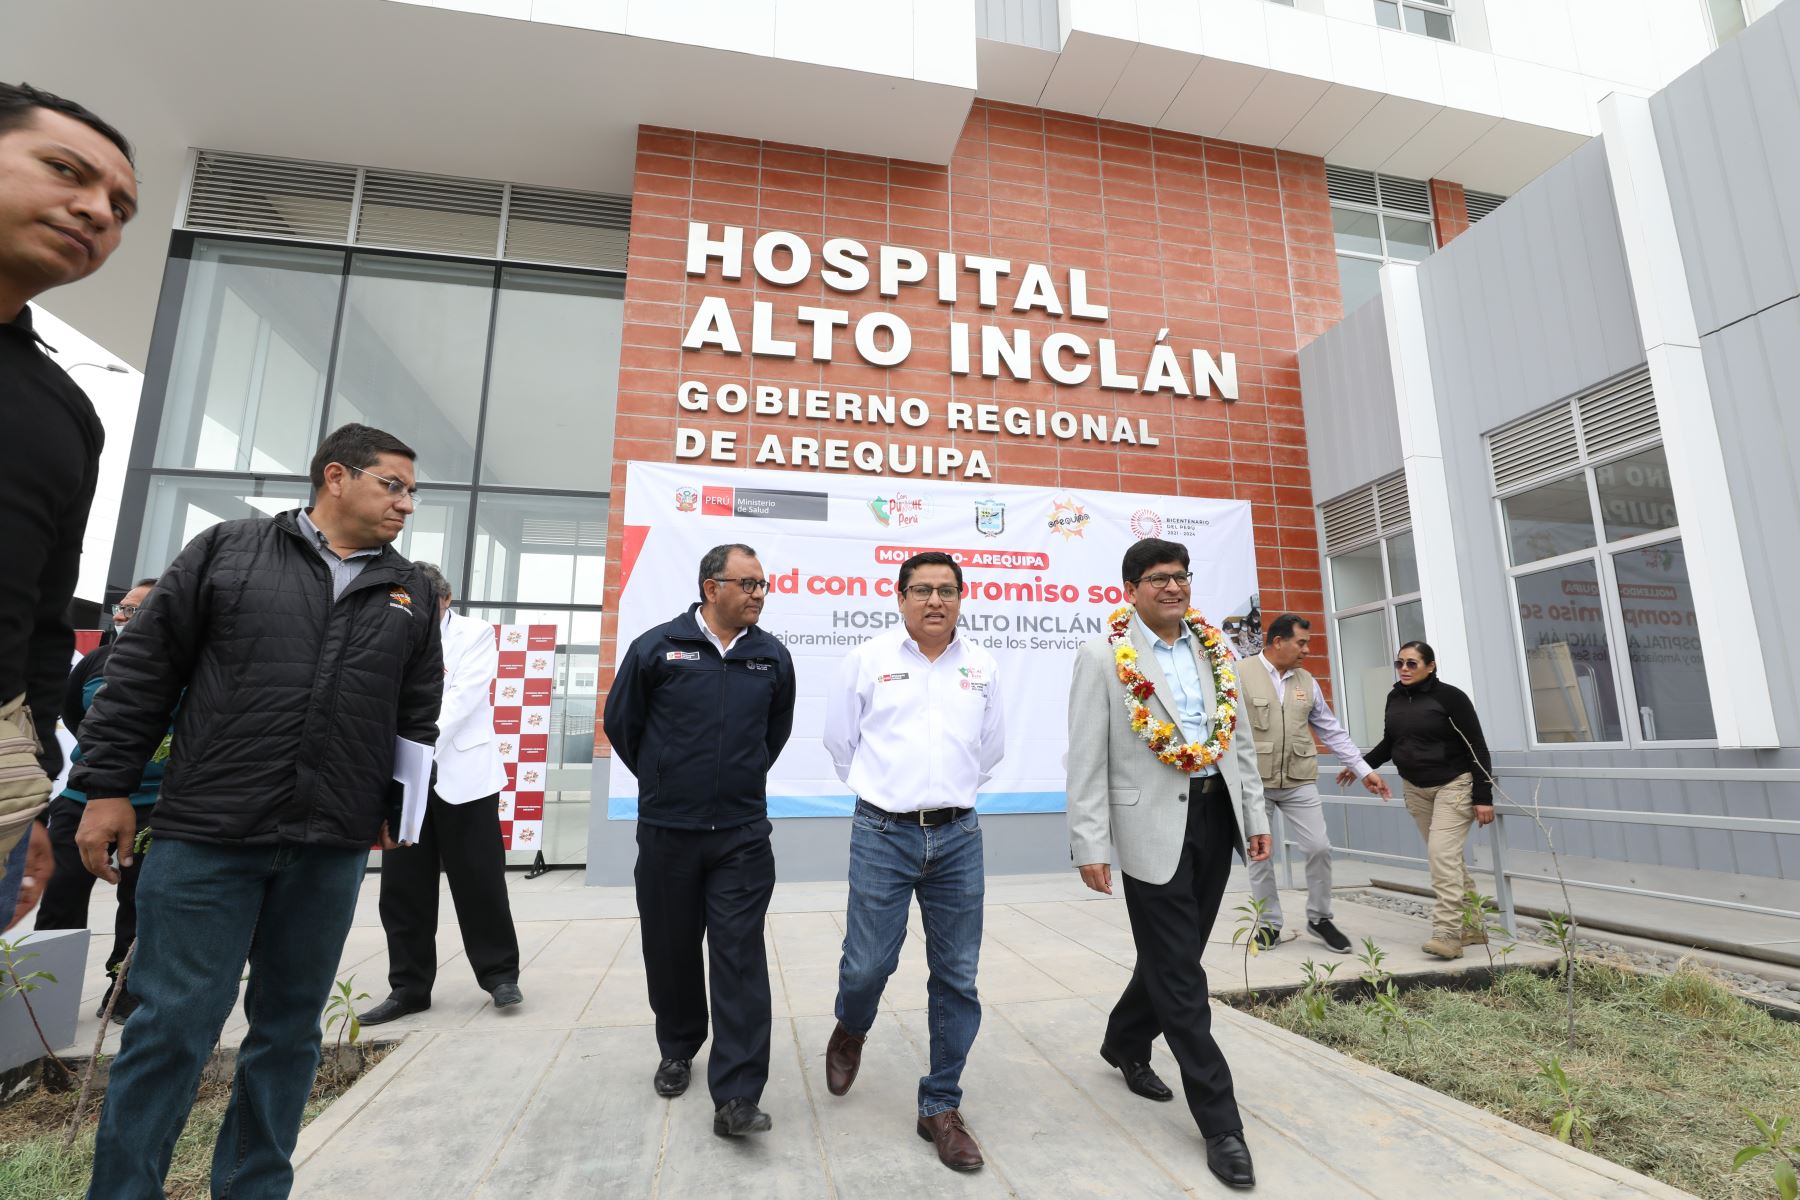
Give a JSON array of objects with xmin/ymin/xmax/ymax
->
[
  {"xmin": 917, "ymin": 1109, "xmax": 984, "ymax": 1171},
  {"xmin": 825, "ymin": 1021, "xmax": 867, "ymax": 1096}
]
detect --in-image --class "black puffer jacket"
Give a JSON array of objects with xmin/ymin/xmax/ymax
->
[
  {"xmin": 1365, "ymin": 673, "xmax": 1494, "ymax": 805},
  {"xmin": 603, "ymin": 604, "xmax": 795, "ymax": 831},
  {"xmin": 68, "ymin": 510, "xmax": 442, "ymax": 848}
]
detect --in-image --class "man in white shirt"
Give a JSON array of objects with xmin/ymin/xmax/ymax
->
[
  {"xmin": 821, "ymin": 551, "xmax": 1004, "ymax": 1173},
  {"xmin": 1241, "ymin": 613, "xmax": 1390, "ymax": 955},
  {"xmin": 362, "ymin": 562, "xmax": 522, "ymax": 1023}
]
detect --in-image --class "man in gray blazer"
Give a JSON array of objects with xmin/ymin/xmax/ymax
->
[{"xmin": 1067, "ymin": 538, "xmax": 1271, "ymax": 1191}]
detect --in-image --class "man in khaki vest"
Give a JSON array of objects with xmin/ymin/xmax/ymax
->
[{"xmin": 1241, "ymin": 614, "xmax": 1390, "ymax": 953}]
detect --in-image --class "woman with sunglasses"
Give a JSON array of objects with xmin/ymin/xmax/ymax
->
[{"xmin": 1351, "ymin": 640, "xmax": 1494, "ymax": 959}]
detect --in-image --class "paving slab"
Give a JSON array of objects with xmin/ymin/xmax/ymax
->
[{"xmin": 36, "ymin": 871, "xmax": 1687, "ymax": 1199}]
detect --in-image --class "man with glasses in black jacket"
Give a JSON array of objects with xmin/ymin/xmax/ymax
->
[
  {"xmin": 70, "ymin": 422, "xmax": 442, "ymax": 1198},
  {"xmin": 603, "ymin": 542, "xmax": 796, "ymax": 1138}
]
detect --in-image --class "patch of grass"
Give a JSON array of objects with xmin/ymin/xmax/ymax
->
[
  {"xmin": 0, "ymin": 1047, "xmax": 388, "ymax": 1199},
  {"xmin": 1250, "ymin": 959, "xmax": 1800, "ymax": 1200}
]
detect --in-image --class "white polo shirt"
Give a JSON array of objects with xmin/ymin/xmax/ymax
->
[{"xmin": 823, "ymin": 625, "xmax": 1006, "ymax": 814}]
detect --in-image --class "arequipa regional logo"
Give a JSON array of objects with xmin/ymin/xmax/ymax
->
[{"xmin": 1046, "ymin": 497, "xmax": 1091, "ymax": 541}]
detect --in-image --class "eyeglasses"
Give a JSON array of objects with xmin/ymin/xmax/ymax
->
[
  {"xmin": 1394, "ymin": 658, "xmax": 1426, "ymax": 669},
  {"xmin": 712, "ymin": 577, "xmax": 771, "ymax": 596},
  {"xmin": 111, "ymin": 603, "xmax": 139, "ymax": 619},
  {"xmin": 902, "ymin": 584, "xmax": 961, "ymax": 601},
  {"xmin": 341, "ymin": 463, "xmax": 419, "ymax": 499},
  {"xmin": 1136, "ymin": 571, "xmax": 1193, "ymax": 590}
]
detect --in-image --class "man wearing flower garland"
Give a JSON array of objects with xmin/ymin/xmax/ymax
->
[{"xmin": 1066, "ymin": 537, "xmax": 1271, "ymax": 1191}]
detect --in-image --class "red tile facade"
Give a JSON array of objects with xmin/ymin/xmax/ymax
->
[
  {"xmin": 599, "ymin": 100, "xmax": 1348, "ymax": 739},
  {"xmin": 1430, "ymin": 178, "xmax": 1471, "ymax": 246}
]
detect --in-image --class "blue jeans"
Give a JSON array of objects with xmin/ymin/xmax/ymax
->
[
  {"xmin": 88, "ymin": 839, "xmax": 368, "ymax": 1200},
  {"xmin": 835, "ymin": 802, "xmax": 984, "ymax": 1116}
]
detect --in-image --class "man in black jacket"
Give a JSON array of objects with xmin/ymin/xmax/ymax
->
[
  {"xmin": 0, "ymin": 82, "xmax": 137, "ymax": 928},
  {"xmin": 70, "ymin": 423, "xmax": 442, "ymax": 1199},
  {"xmin": 603, "ymin": 542, "xmax": 796, "ymax": 1138}
]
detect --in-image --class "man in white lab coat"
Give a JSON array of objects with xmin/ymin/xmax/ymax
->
[{"xmin": 362, "ymin": 562, "xmax": 522, "ymax": 1023}]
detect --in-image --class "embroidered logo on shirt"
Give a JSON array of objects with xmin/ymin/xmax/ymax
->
[
  {"xmin": 666, "ymin": 650, "xmax": 702, "ymax": 662},
  {"xmin": 387, "ymin": 587, "xmax": 415, "ymax": 615},
  {"xmin": 747, "ymin": 661, "xmax": 772, "ymax": 671},
  {"xmin": 878, "ymin": 672, "xmax": 910, "ymax": 683}
]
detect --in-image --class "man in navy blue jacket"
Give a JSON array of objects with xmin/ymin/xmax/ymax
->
[{"xmin": 603, "ymin": 542, "xmax": 796, "ymax": 1138}]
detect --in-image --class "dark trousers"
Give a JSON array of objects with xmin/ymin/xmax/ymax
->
[
  {"xmin": 35, "ymin": 796, "xmax": 152, "ymax": 981},
  {"xmin": 378, "ymin": 790, "xmax": 520, "ymax": 1003},
  {"xmin": 635, "ymin": 819, "xmax": 775, "ymax": 1107},
  {"xmin": 1106, "ymin": 776, "xmax": 1243, "ymax": 1138},
  {"xmin": 87, "ymin": 840, "xmax": 367, "ymax": 1200}
]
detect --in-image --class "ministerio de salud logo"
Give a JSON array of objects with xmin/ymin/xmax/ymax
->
[{"xmin": 1046, "ymin": 497, "xmax": 1091, "ymax": 541}]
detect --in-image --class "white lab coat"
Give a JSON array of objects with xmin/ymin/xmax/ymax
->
[{"xmin": 433, "ymin": 610, "xmax": 509, "ymax": 804}]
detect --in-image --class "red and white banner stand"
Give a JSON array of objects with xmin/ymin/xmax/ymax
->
[{"xmin": 491, "ymin": 623, "xmax": 557, "ymax": 851}]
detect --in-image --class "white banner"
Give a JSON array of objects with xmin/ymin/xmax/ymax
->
[{"xmin": 609, "ymin": 462, "xmax": 1258, "ymax": 818}]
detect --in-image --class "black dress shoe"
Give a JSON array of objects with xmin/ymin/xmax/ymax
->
[
  {"xmin": 489, "ymin": 982, "xmax": 523, "ymax": 1009},
  {"xmin": 654, "ymin": 1058, "xmax": 691, "ymax": 1097},
  {"xmin": 1099, "ymin": 1044, "xmax": 1173, "ymax": 1101},
  {"xmin": 713, "ymin": 1097, "xmax": 773, "ymax": 1137},
  {"xmin": 358, "ymin": 994, "xmax": 429, "ymax": 1026},
  {"xmin": 1206, "ymin": 1130, "xmax": 1256, "ymax": 1189}
]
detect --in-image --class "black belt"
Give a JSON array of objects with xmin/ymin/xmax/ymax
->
[
  {"xmin": 1188, "ymin": 774, "xmax": 1226, "ymax": 797},
  {"xmin": 856, "ymin": 798, "xmax": 969, "ymax": 826}
]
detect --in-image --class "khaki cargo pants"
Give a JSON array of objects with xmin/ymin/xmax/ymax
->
[{"xmin": 1401, "ymin": 772, "xmax": 1477, "ymax": 937}]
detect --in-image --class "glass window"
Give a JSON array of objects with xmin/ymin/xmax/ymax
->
[
  {"xmin": 1502, "ymin": 473, "xmax": 1597, "ymax": 565},
  {"xmin": 1395, "ymin": 599, "xmax": 1425, "ymax": 648},
  {"xmin": 1593, "ymin": 446, "xmax": 1678, "ymax": 542},
  {"xmin": 1383, "ymin": 216, "xmax": 1435, "ymax": 262},
  {"xmin": 156, "ymin": 241, "xmax": 343, "ymax": 475},
  {"xmin": 1708, "ymin": 0, "xmax": 1748, "ymax": 41},
  {"xmin": 1374, "ymin": 0, "xmax": 1401, "ymax": 29},
  {"xmin": 391, "ymin": 489, "xmax": 472, "ymax": 591},
  {"xmin": 1387, "ymin": 530, "xmax": 1419, "ymax": 595},
  {"xmin": 1335, "ymin": 609, "xmax": 1394, "ymax": 748},
  {"xmin": 136, "ymin": 475, "xmax": 311, "ymax": 577},
  {"xmin": 1332, "ymin": 209, "xmax": 1384, "ymax": 259},
  {"xmin": 1337, "ymin": 254, "xmax": 1383, "ymax": 313},
  {"xmin": 1514, "ymin": 560, "xmax": 1624, "ymax": 743},
  {"xmin": 481, "ymin": 270, "xmax": 624, "ymax": 491},
  {"xmin": 1330, "ymin": 542, "xmax": 1387, "ymax": 610},
  {"xmin": 1612, "ymin": 540, "xmax": 1714, "ymax": 741},
  {"xmin": 470, "ymin": 493, "xmax": 609, "ymax": 606},
  {"xmin": 328, "ymin": 256, "xmax": 494, "ymax": 483}
]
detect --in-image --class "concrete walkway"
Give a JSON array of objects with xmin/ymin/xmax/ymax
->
[{"xmin": 34, "ymin": 865, "xmax": 1688, "ymax": 1200}]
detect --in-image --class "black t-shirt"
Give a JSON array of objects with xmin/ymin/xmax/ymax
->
[{"xmin": 0, "ymin": 304, "xmax": 105, "ymax": 773}]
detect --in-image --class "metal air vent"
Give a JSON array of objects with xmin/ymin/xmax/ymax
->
[
  {"xmin": 1326, "ymin": 165, "xmax": 1379, "ymax": 207},
  {"xmin": 1578, "ymin": 370, "xmax": 1659, "ymax": 458},
  {"xmin": 184, "ymin": 151, "xmax": 357, "ymax": 242},
  {"xmin": 353, "ymin": 170, "xmax": 505, "ymax": 257},
  {"xmin": 1374, "ymin": 473, "xmax": 1411, "ymax": 532},
  {"xmin": 1489, "ymin": 405, "xmax": 1581, "ymax": 493},
  {"xmin": 1321, "ymin": 487, "xmax": 1380, "ymax": 553},
  {"xmin": 1464, "ymin": 190, "xmax": 1505, "ymax": 223},
  {"xmin": 503, "ymin": 186, "xmax": 633, "ymax": 272},
  {"xmin": 1377, "ymin": 174, "xmax": 1433, "ymax": 216}
]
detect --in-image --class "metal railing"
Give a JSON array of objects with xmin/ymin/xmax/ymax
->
[{"xmin": 1268, "ymin": 792, "xmax": 1800, "ymax": 938}]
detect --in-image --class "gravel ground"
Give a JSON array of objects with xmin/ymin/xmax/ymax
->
[{"xmin": 1344, "ymin": 888, "xmax": 1800, "ymax": 1009}]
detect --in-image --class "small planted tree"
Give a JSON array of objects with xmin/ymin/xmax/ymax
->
[
  {"xmin": 1733, "ymin": 1110, "xmax": 1797, "ymax": 1200},
  {"xmin": 322, "ymin": 975, "xmax": 370, "ymax": 1084},
  {"xmin": 1, "ymin": 936, "xmax": 74, "ymax": 1090},
  {"xmin": 1536, "ymin": 1054, "xmax": 1595, "ymax": 1150},
  {"xmin": 1229, "ymin": 896, "xmax": 1269, "ymax": 1002}
]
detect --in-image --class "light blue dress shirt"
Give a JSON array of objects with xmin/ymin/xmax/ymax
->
[{"xmin": 1135, "ymin": 611, "xmax": 1220, "ymax": 779}]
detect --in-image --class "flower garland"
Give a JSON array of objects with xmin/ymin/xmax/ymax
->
[{"xmin": 1108, "ymin": 605, "xmax": 1238, "ymax": 773}]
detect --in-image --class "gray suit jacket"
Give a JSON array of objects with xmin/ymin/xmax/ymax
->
[{"xmin": 1065, "ymin": 617, "xmax": 1269, "ymax": 886}]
